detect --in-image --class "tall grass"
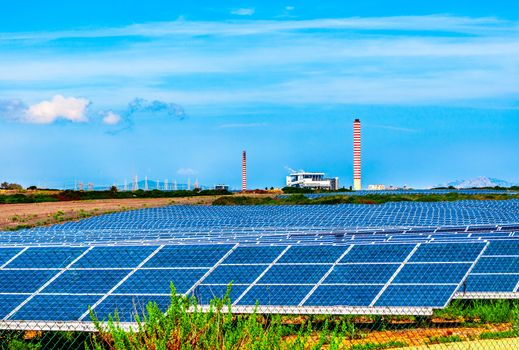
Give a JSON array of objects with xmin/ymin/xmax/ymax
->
[{"xmin": 88, "ymin": 285, "xmax": 384, "ymax": 350}]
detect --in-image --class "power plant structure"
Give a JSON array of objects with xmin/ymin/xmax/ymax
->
[
  {"xmin": 286, "ymin": 172, "xmax": 339, "ymax": 191},
  {"xmin": 353, "ymin": 118, "xmax": 362, "ymax": 191},
  {"xmin": 242, "ymin": 150, "xmax": 247, "ymax": 192}
]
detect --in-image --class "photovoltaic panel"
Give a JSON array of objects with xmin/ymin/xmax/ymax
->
[
  {"xmin": 340, "ymin": 244, "xmax": 414, "ymax": 263},
  {"xmin": 393, "ymin": 263, "xmax": 472, "ymax": 284},
  {"xmin": 13, "ymin": 295, "xmax": 100, "ymax": 321},
  {"xmin": 73, "ymin": 246, "xmax": 158, "ymax": 268},
  {"xmin": 482, "ymin": 240, "xmax": 519, "ymax": 256},
  {"xmin": 305, "ymin": 285, "xmax": 382, "ymax": 306},
  {"xmin": 324, "ymin": 264, "xmax": 399, "ymax": 284},
  {"xmin": 115, "ymin": 268, "xmax": 208, "ymax": 294},
  {"xmin": 6, "ymin": 247, "xmax": 86, "ymax": 268},
  {"xmin": 462, "ymin": 274, "xmax": 519, "ymax": 293},
  {"xmin": 203, "ymin": 265, "xmax": 266, "ymax": 284},
  {"xmin": 0, "ymin": 198, "xmax": 517, "ymax": 329},
  {"xmin": 42, "ymin": 269, "xmax": 131, "ymax": 294},
  {"xmin": 408, "ymin": 243, "xmax": 483, "ymax": 262},
  {"xmin": 472, "ymin": 257, "xmax": 519, "ymax": 274},
  {"xmin": 237, "ymin": 285, "xmax": 313, "ymax": 306},
  {"xmin": 0, "ymin": 270, "xmax": 57, "ymax": 293},
  {"xmin": 144, "ymin": 245, "xmax": 233, "ymax": 268},
  {"xmin": 224, "ymin": 246, "xmax": 285, "ymax": 264},
  {"xmin": 375, "ymin": 285, "xmax": 457, "ymax": 308},
  {"xmin": 277, "ymin": 246, "xmax": 347, "ymax": 263},
  {"xmin": 0, "ymin": 248, "xmax": 23, "ymax": 266},
  {"xmin": 258, "ymin": 265, "xmax": 331, "ymax": 284},
  {"xmin": 0, "ymin": 295, "xmax": 30, "ymax": 319}
]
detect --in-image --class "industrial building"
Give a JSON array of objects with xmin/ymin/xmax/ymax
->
[{"xmin": 286, "ymin": 172, "xmax": 339, "ymax": 190}]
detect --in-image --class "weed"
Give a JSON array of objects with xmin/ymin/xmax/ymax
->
[{"xmin": 427, "ymin": 335, "xmax": 464, "ymax": 344}]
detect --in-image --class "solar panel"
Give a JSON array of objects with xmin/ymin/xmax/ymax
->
[{"xmin": 0, "ymin": 200, "xmax": 518, "ymax": 330}]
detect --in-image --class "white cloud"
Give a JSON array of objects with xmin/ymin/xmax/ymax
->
[
  {"xmin": 24, "ymin": 95, "xmax": 89, "ymax": 124},
  {"xmin": 102, "ymin": 111, "xmax": 122, "ymax": 125},
  {"xmin": 177, "ymin": 168, "xmax": 198, "ymax": 176},
  {"xmin": 230, "ymin": 8, "xmax": 255, "ymax": 16}
]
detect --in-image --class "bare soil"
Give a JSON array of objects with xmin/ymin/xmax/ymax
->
[
  {"xmin": 0, "ymin": 197, "xmax": 202, "ymax": 231},
  {"xmin": 0, "ymin": 194, "xmax": 276, "ymax": 231}
]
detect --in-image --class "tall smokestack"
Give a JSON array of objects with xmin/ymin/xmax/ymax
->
[
  {"xmin": 242, "ymin": 150, "xmax": 247, "ymax": 192},
  {"xmin": 353, "ymin": 119, "xmax": 361, "ymax": 191}
]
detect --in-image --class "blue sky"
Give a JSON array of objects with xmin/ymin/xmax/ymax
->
[{"xmin": 1, "ymin": 1, "xmax": 518, "ymax": 189}]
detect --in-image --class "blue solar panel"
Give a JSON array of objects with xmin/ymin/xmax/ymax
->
[
  {"xmin": 0, "ymin": 198, "xmax": 517, "ymax": 325},
  {"xmin": 42, "ymin": 269, "xmax": 130, "ymax": 294},
  {"xmin": 463, "ymin": 274, "xmax": 519, "ymax": 292},
  {"xmin": 115, "ymin": 269, "xmax": 207, "ymax": 294},
  {"xmin": 409, "ymin": 243, "xmax": 483, "ymax": 262},
  {"xmin": 0, "ymin": 248, "xmax": 22, "ymax": 266},
  {"xmin": 224, "ymin": 246, "xmax": 285, "ymax": 264},
  {"xmin": 394, "ymin": 263, "xmax": 472, "ymax": 284},
  {"xmin": 238, "ymin": 285, "xmax": 312, "ymax": 306},
  {"xmin": 144, "ymin": 245, "xmax": 233, "ymax": 268},
  {"xmin": 13, "ymin": 295, "xmax": 99, "ymax": 321},
  {"xmin": 305, "ymin": 285, "xmax": 381, "ymax": 306},
  {"xmin": 6, "ymin": 247, "xmax": 86, "ymax": 268},
  {"xmin": 259, "ymin": 265, "xmax": 330, "ymax": 284},
  {"xmin": 278, "ymin": 246, "xmax": 347, "ymax": 263},
  {"xmin": 472, "ymin": 257, "xmax": 519, "ymax": 274},
  {"xmin": 0, "ymin": 270, "xmax": 57, "ymax": 293},
  {"xmin": 483, "ymin": 240, "xmax": 519, "ymax": 256},
  {"xmin": 203, "ymin": 265, "xmax": 266, "ymax": 284},
  {"xmin": 0, "ymin": 295, "xmax": 30, "ymax": 318},
  {"xmin": 375, "ymin": 285, "xmax": 457, "ymax": 307},
  {"xmin": 74, "ymin": 246, "xmax": 158, "ymax": 268},
  {"xmin": 340, "ymin": 245, "xmax": 414, "ymax": 263},
  {"xmin": 325, "ymin": 264, "xmax": 399, "ymax": 284}
]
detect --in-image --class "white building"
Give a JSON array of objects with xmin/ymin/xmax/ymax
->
[{"xmin": 286, "ymin": 172, "xmax": 339, "ymax": 191}]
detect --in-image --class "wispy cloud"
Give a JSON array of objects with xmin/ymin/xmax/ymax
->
[
  {"xmin": 231, "ymin": 8, "xmax": 255, "ymax": 16},
  {"xmin": 0, "ymin": 16, "xmax": 514, "ymax": 41},
  {"xmin": 0, "ymin": 16, "xmax": 518, "ymax": 110}
]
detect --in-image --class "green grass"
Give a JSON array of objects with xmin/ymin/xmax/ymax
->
[
  {"xmin": 0, "ymin": 188, "xmax": 232, "ymax": 204},
  {"xmin": 212, "ymin": 193, "xmax": 519, "ymax": 206},
  {"xmin": 434, "ymin": 300, "xmax": 519, "ymax": 324},
  {"xmin": 349, "ymin": 341, "xmax": 408, "ymax": 350},
  {"xmin": 480, "ymin": 330, "xmax": 518, "ymax": 340},
  {"xmin": 1, "ymin": 290, "xmax": 518, "ymax": 349},
  {"xmin": 427, "ymin": 335, "xmax": 463, "ymax": 344}
]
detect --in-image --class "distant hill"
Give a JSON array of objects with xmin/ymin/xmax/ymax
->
[{"xmin": 440, "ymin": 176, "xmax": 516, "ymax": 189}]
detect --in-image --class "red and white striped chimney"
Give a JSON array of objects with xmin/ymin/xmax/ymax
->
[
  {"xmin": 353, "ymin": 119, "xmax": 361, "ymax": 190},
  {"xmin": 242, "ymin": 150, "xmax": 247, "ymax": 192}
]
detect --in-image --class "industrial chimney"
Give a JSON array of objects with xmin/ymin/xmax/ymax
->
[
  {"xmin": 242, "ymin": 150, "xmax": 247, "ymax": 192},
  {"xmin": 353, "ymin": 119, "xmax": 361, "ymax": 191}
]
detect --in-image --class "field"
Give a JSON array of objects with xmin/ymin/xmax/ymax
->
[{"xmin": 0, "ymin": 194, "xmax": 271, "ymax": 231}]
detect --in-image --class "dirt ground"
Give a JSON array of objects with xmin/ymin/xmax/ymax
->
[
  {"xmin": 0, "ymin": 196, "xmax": 221, "ymax": 231},
  {"xmin": 0, "ymin": 193, "xmax": 278, "ymax": 231}
]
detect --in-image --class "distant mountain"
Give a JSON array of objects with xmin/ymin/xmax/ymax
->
[{"xmin": 441, "ymin": 176, "xmax": 516, "ymax": 189}]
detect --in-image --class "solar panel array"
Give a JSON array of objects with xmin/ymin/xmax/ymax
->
[
  {"xmin": 2, "ymin": 200, "xmax": 519, "ymax": 246},
  {"xmin": 0, "ymin": 200, "xmax": 518, "ymax": 330}
]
